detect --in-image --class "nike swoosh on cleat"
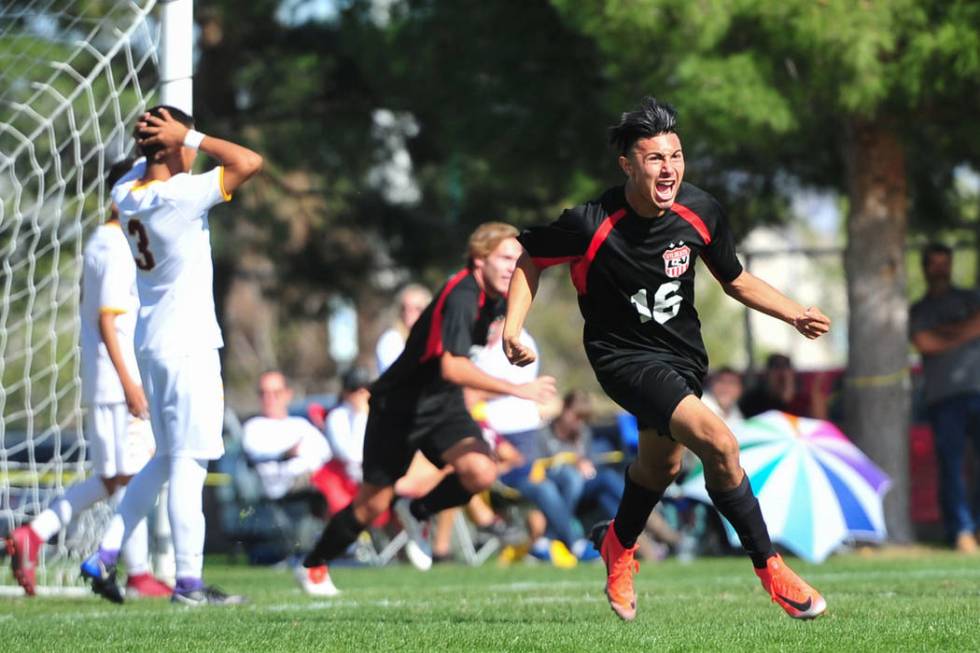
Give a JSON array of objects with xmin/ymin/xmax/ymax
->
[{"xmin": 776, "ymin": 593, "xmax": 812, "ymax": 612}]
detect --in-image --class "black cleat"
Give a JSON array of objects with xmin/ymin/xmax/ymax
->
[{"xmin": 80, "ymin": 554, "xmax": 124, "ymax": 604}]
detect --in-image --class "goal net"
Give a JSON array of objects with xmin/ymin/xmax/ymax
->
[{"xmin": 0, "ymin": 0, "xmax": 160, "ymax": 592}]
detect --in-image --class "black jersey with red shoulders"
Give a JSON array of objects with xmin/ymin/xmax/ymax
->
[
  {"xmin": 518, "ymin": 183, "xmax": 742, "ymax": 379},
  {"xmin": 371, "ymin": 269, "xmax": 504, "ymax": 406}
]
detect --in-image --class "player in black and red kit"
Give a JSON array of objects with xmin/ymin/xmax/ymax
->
[
  {"xmin": 504, "ymin": 97, "xmax": 831, "ymax": 621},
  {"xmin": 303, "ymin": 223, "xmax": 556, "ymax": 590}
]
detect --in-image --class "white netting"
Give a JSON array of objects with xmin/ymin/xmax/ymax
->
[{"xmin": 0, "ymin": 0, "xmax": 159, "ymax": 590}]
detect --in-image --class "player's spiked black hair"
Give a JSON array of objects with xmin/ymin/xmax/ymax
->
[
  {"xmin": 135, "ymin": 104, "xmax": 194, "ymax": 160},
  {"xmin": 609, "ymin": 96, "xmax": 678, "ymax": 156},
  {"xmin": 920, "ymin": 242, "xmax": 953, "ymax": 268},
  {"xmin": 106, "ymin": 156, "xmax": 136, "ymax": 189}
]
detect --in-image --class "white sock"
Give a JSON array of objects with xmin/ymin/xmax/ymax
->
[
  {"xmin": 169, "ymin": 457, "xmax": 208, "ymax": 581},
  {"xmin": 31, "ymin": 476, "xmax": 108, "ymax": 541},
  {"xmin": 153, "ymin": 484, "xmax": 176, "ymax": 581},
  {"xmin": 116, "ymin": 486, "xmax": 150, "ymax": 576},
  {"xmin": 101, "ymin": 456, "xmax": 169, "ymax": 553}
]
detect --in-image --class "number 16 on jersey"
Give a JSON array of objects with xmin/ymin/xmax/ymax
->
[{"xmin": 630, "ymin": 281, "xmax": 682, "ymax": 325}]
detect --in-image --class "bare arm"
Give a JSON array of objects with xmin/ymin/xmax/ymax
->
[
  {"xmin": 723, "ymin": 270, "xmax": 830, "ymax": 339},
  {"xmin": 136, "ymin": 108, "xmax": 263, "ymax": 194},
  {"xmin": 912, "ymin": 312, "xmax": 980, "ymax": 355},
  {"xmin": 440, "ymin": 352, "xmax": 556, "ymax": 402},
  {"xmin": 503, "ymin": 252, "xmax": 541, "ymax": 366},
  {"xmin": 98, "ymin": 311, "xmax": 148, "ymax": 418},
  {"xmin": 196, "ymin": 134, "xmax": 263, "ymax": 195}
]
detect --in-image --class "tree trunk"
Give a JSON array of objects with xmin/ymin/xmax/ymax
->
[{"xmin": 843, "ymin": 119, "xmax": 912, "ymax": 543}]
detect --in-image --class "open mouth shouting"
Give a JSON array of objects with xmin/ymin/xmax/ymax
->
[{"xmin": 654, "ymin": 178, "xmax": 677, "ymax": 204}]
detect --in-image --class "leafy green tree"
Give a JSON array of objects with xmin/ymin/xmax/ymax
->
[{"xmin": 550, "ymin": 0, "xmax": 980, "ymax": 540}]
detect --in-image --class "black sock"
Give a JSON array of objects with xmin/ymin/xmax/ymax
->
[
  {"xmin": 303, "ymin": 504, "xmax": 365, "ymax": 567},
  {"xmin": 410, "ymin": 473, "xmax": 472, "ymax": 521},
  {"xmin": 612, "ymin": 466, "xmax": 664, "ymax": 548},
  {"xmin": 707, "ymin": 473, "xmax": 775, "ymax": 569}
]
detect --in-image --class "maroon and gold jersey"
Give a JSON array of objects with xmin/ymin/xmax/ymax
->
[{"xmin": 518, "ymin": 183, "xmax": 742, "ymax": 379}]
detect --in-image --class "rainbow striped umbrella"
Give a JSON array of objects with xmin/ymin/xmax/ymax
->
[{"xmin": 679, "ymin": 410, "xmax": 891, "ymax": 563}]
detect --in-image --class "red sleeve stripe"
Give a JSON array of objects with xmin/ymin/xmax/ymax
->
[
  {"xmin": 569, "ymin": 208, "xmax": 627, "ymax": 294},
  {"xmin": 531, "ymin": 255, "xmax": 578, "ymax": 269},
  {"xmin": 671, "ymin": 202, "xmax": 712, "ymax": 245},
  {"xmin": 421, "ymin": 268, "xmax": 471, "ymax": 363}
]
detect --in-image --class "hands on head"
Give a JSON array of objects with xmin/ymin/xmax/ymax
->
[{"xmin": 135, "ymin": 108, "xmax": 189, "ymax": 154}]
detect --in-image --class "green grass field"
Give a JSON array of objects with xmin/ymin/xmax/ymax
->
[{"xmin": 2, "ymin": 551, "xmax": 978, "ymax": 652}]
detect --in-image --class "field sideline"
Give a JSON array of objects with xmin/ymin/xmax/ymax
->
[{"xmin": 1, "ymin": 551, "xmax": 977, "ymax": 652}]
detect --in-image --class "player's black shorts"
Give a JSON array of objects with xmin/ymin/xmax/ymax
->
[
  {"xmin": 361, "ymin": 390, "xmax": 483, "ymax": 487},
  {"xmin": 587, "ymin": 347, "xmax": 703, "ymax": 438}
]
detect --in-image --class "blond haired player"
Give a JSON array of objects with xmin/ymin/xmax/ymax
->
[
  {"xmin": 302, "ymin": 223, "xmax": 557, "ymax": 593},
  {"xmin": 81, "ymin": 106, "xmax": 262, "ymax": 605}
]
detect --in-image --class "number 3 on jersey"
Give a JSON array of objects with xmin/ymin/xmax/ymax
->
[
  {"xmin": 127, "ymin": 219, "xmax": 156, "ymax": 270},
  {"xmin": 630, "ymin": 281, "xmax": 681, "ymax": 325}
]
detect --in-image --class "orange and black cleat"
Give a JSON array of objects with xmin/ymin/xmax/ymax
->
[
  {"xmin": 755, "ymin": 554, "xmax": 827, "ymax": 619},
  {"xmin": 589, "ymin": 520, "xmax": 640, "ymax": 621}
]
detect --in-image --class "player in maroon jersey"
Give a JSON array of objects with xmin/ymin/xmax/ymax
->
[{"xmin": 504, "ymin": 97, "xmax": 830, "ymax": 621}]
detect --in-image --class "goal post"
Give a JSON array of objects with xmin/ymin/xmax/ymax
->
[
  {"xmin": 0, "ymin": 0, "xmax": 190, "ymax": 593},
  {"xmin": 160, "ymin": 0, "xmax": 193, "ymax": 113}
]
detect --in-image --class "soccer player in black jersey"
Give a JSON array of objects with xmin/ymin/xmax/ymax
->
[
  {"xmin": 504, "ymin": 97, "xmax": 831, "ymax": 621},
  {"xmin": 303, "ymin": 222, "xmax": 556, "ymax": 588}
]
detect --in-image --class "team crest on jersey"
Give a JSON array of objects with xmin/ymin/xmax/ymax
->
[{"xmin": 663, "ymin": 242, "xmax": 691, "ymax": 278}]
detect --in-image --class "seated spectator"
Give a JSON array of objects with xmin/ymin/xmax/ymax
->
[
  {"xmin": 317, "ymin": 367, "xmax": 381, "ymax": 520},
  {"xmin": 539, "ymin": 391, "xmax": 623, "ymax": 530},
  {"xmin": 475, "ymin": 327, "xmax": 595, "ymax": 565},
  {"xmin": 242, "ymin": 370, "xmax": 332, "ymax": 502},
  {"xmin": 702, "ymin": 366, "xmax": 745, "ymax": 427}
]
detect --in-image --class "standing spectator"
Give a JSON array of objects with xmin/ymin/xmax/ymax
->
[
  {"xmin": 702, "ymin": 367, "xmax": 745, "ymax": 428},
  {"xmin": 909, "ymin": 242, "xmax": 980, "ymax": 554},
  {"xmin": 376, "ymin": 283, "xmax": 433, "ymax": 373}
]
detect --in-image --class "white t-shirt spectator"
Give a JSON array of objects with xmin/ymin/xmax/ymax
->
[
  {"xmin": 241, "ymin": 416, "xmax": 332, "ymax": 499},
  {"xmin": 324, "ymin": 401, "xmax": 368, "ymax": 482},
  {"xmin": 472, "ymin": 329, "xmax": 542, "ymax": 435},
  {"xmin": 375, "ymin": 328, "xmax": 405, "ymax": 374}
]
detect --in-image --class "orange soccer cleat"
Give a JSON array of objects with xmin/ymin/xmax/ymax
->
[
  {"xmin": 590, "ymin": 520, "xmax": 639, "ymax": 621},
  {"xmin": 754, "ymin": 554, "xmax": 827, "ymax": 619}
]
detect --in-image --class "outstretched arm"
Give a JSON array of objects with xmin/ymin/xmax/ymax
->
[
  {"xmin": 136, "ymin": 108, "xmax": 263, "ymax": 194},
  {"xmin": 723, "ymin": 270, "xmax": 830, "ymax": 339},
  {"xmin": 440, "ymin": 352, "xmax": 556, "ymax": 402},
  {"xmin": 503, "ymin": 252, "xmax": 541, "ymax": 365}
]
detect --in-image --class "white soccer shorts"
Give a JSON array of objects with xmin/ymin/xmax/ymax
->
[
  {"xmin": 86, "ymin": 403, "xmax": 155, "ymax": 477},
  {"xmin": 139, "ymin": 349, "xmax": 225, "ymax": 460}
]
